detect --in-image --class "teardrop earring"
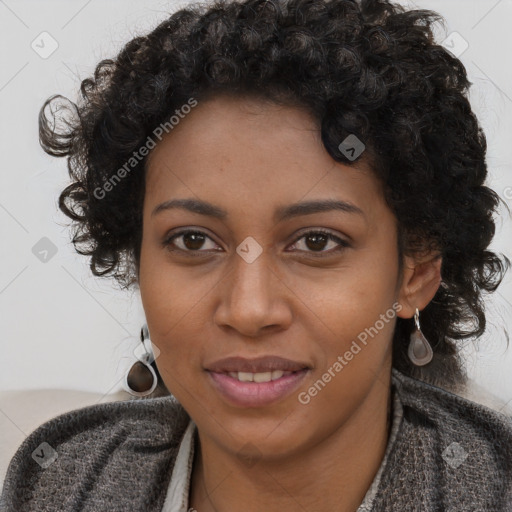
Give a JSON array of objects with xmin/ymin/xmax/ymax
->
[
  {"xmin": 125, "ymin": 324, "xmax": 158, "ymax": 397},
  {"xmin": 407, "ymin": 308, "xmax": 434, "ymax": 366}
]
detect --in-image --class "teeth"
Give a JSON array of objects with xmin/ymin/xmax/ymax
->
[
  {"xmin": 253, "ymin": 371, "xmax": 274, "ymax": 383},
  {"xmin": 238, "ymin": 371, "xmax": 257, "ymax": 382},
  {"xmin": 227, "ymin": 370, "xmax": 292, "ymax": 382}
]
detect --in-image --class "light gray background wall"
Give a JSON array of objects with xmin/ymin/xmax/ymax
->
[{"xmin": 1, "ymin": 0, "xmax": 511, "ymax": 407}]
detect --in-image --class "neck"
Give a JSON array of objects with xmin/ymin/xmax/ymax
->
[{"xmin": 189, "ymin": 372, "xmax": 392, "ymax": 512}]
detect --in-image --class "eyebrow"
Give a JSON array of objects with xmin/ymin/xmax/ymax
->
[{"xmin": 151, "ymin": 198, "xmax": 365, "ymax": 222}]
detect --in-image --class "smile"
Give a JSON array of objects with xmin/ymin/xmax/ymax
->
[
  {"xmin": 206, "ymin": 368, "xmax": 310, "ymax": 407},
  {"xmin": 226, "ymin": 370, "xmax": 294, "ymax": 382}
]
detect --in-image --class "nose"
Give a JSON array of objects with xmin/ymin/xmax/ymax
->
[{"xmin": 213, "ymin": 249, "xmax": 293, "ymax": 337}]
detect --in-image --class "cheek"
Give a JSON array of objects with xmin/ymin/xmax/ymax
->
[
  {"xmin": 138, "ymin": 245, "xmax": 212, "ymax": 389},
  {"xmin": 139, "ymin": 248, "xmax": 185, "ymax": 357},
  {"xmin": 139, "ymin": 240, "xmax": 196, "ymax": 327},
  {"xmin": 303, "ymin": 288, "xmax": 397, "ymax": 413},
  {"xmin": 303, "ymin": 247, "xmax": 399, "ymax": 365}
]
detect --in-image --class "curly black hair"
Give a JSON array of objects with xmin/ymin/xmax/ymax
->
[{"xmin": 39, "ymin": 0, "xmax": 510, "ymax": 393}]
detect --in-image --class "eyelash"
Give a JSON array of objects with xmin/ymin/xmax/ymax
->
[{"xmin": 163, "ymin": 228, "xmax": 350, "ymax": 257}]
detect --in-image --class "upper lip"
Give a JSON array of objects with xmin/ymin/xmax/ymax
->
[{"xmin": 205, "ymin": 356, "xmax": 311, "ymax": 373}]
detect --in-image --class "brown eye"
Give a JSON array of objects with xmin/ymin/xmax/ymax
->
[
  {"xmin": 288, "ymin": 230, "xmax": 350, "ymax": 255},
  {"xmin": 180, "ymin": 232, "xmax": 207, "ymax": 250},
  {"xmin": 303, "ymin": 232, "xmax": 330, "ymax": 251},
  {"xmin": 163, "ymin": 230, "xmax": 220, "ymax": 253}
]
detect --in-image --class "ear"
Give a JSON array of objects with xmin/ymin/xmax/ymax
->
[{"xmin": 396, "ymin": 251, "xmax": 443, "ymax": 319}]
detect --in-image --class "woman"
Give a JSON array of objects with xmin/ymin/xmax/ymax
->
[{"xmin": 2, "ymin": 0, "xmax": 511, "ymax": 510}]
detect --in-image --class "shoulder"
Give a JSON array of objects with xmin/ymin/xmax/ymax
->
[
  {"xmin": 392, "ymin": 367, "xmax": 512, "ymax": 439},
  {"xmin": 379, "ymin": 369, "xmax": 512, "ymax": 511},
  {"xmin": 0, "ymin": 395, "xmax": 190, "ymax": 512}
]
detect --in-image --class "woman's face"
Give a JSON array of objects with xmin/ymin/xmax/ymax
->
[{"xmin": 139, "ymin": 94, "xmax": 408, "ymax": 460}]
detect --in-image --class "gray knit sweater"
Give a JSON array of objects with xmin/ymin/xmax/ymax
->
[{"xmin": 1, "ymin": 368, "xmax": 512, "ymax": 511}]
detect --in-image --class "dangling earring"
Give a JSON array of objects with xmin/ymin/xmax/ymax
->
[
  {"xmin": 125, "ymin": 324, "xmax": 158, "ymax": 397},
  {"xmin": 407, "ymin": 308, "xmax": 433, "ymax": 366}
]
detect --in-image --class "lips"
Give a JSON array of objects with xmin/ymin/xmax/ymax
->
[
  {"xmin": 205, "ymin": 356, "xmax": 312, "ymax": 407},
  {"xmin": 207, "ymin": 368, "xmax": 311, "ymax": 407},
  {"xmin": 205, "ymin": 355, "xmax": 311, "ymax": 374}
]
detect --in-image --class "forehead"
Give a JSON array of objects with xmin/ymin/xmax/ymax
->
[{"xmin": 144, "ymin": 95, "xmax": 386, "ymax": 223}]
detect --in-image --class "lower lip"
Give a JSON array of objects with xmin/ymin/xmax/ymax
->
[{"xmin": 206, "ymin": 369, "xmax": 310, "ymax": 408}]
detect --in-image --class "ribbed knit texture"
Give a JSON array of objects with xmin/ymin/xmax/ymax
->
[{"xmin": 1, "ymin": 368, "xmax": 511, "ymax": 511}]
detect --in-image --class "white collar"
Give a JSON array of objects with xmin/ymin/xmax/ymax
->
[{"xmin": 160, "ymin": 418, "xmax": 197, "ymax": 512}]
